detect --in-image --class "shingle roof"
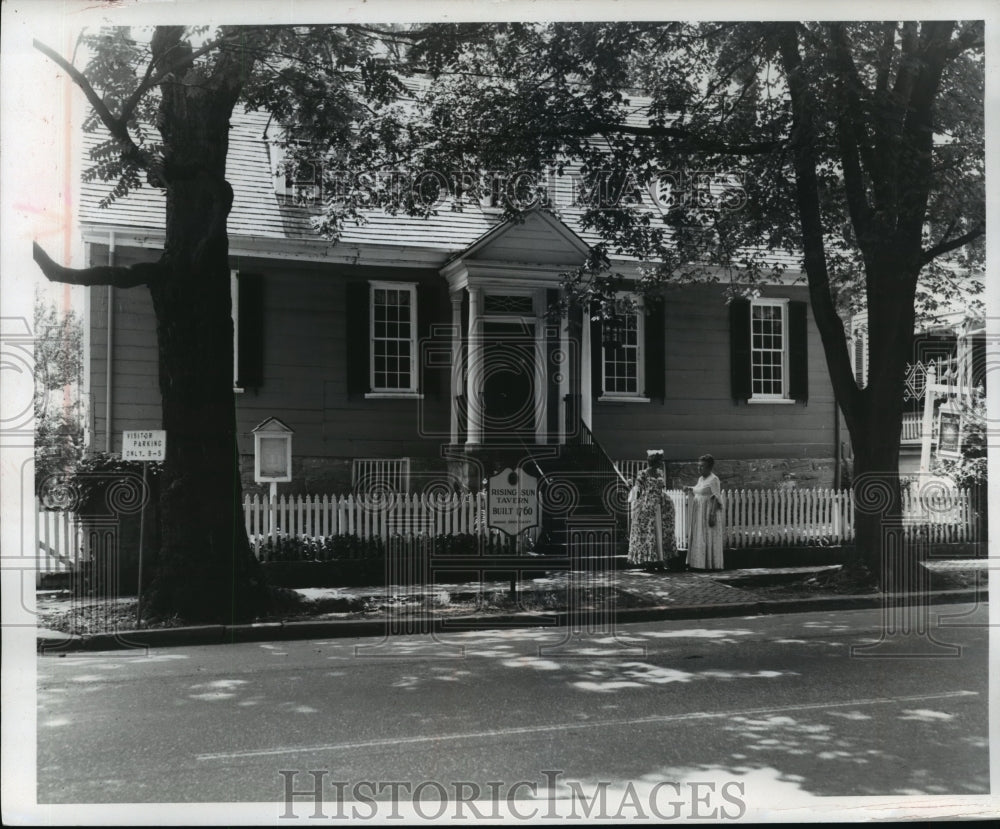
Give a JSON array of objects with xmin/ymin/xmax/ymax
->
[{"xmin": 80, "ymin": 106, "xmax": 804, "ymax": 271}]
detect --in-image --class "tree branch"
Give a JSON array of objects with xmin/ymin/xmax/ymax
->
[
  {"xmin": 944, "ymin": 21, "xmax": 984, "ymax": 58},
  {"xmin": 34, "ymin": 38, "xmax": 165, "ymax": 186},
  {"xmin": 827, "ymin": 24, "xmax": 888, "ymax": 209},
  {"xmin": 920, "ymin": 224, "xmax": 984, "ymax": 265},
  {"xmin": 874, "ymin": 22, "xmax": 896, "ymax": 100},
  {"xmin": 33, "ymin": 242, "xmax": 161, "ymax": 288},
  {"xmin": 774, "ymin": 23, "xmax": 862, "ymax": 424},
  {"xmin": 589, "ymin": 122, "xmax": 783, "ymax": 155},
  {"xmin": 894, "ymin": 21, "xmax": 956, "ymax": 252}
]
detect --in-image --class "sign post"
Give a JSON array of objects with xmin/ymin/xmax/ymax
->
[
  {"xmin": 252, "ymin": 418, "xmax": 294, "ymax": 541},
  {"xmin": 122, "ymin": 430, "xmax": 166, "ymax": 626},
  {"xmin": 487, "ymin": 467, "xmax": 540, "ymax": 596}
]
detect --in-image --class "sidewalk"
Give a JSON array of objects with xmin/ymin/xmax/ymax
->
[{"xmin": 36, "ymin": 561, "xmax": 989, "ymax": 652}]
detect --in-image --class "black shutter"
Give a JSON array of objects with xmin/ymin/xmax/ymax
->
[
  {"xmin": 644, "ymin": 300, "xmax": 665, "ymax": 401},
  {"xmin": 729, "ymin": 298, "xmax": 751, "ymax": 402},
  {"xmin": 345, "ymin": 282, "xmax": 370, "ymax": 396},
  {"xmin": 237, "ymin": 273, "xmax": 264, "ymax": 389},
  {"xmin": 788, "ymin": 300, "xmax": 809, "ymax": 402},
  {"xmin": 417, "ymin": 281, "xmax": 442, "ymax": 396},
  {"xmin": 590, "ymin": 309, "xmax": 603, "ymax": 399}
]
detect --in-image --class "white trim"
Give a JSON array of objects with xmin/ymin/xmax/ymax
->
[
  {"xmin": 81, "ymin": 224, "xmax": 457, "ymax": 268},
  {"xmin": 83, "ymin": 223, "xmax": 810, "ymax": 282},
  {"xmin": 441, "ymin": 260, "xmax": 577, "ymax": 293},
  {"xmin": 749, "ymin": 297, "xmax": 790, "ymax": 401},
  {"xmin": 369, "ymin": 280, "xmax": 418, "ymax": 394},
  {"xmin": 598, "ymin": 395, "xmax": 651, "ymax": 404},
  {"xmin": 449, "ymin": 292, "xmax": 463, "ymax": 445},
  {"xmin": 534, "ymin": 288, "xmax": 547, "ymax": 445},
  {"xmin": 466, "ymin": 287, "xmax": 484, "ymax": 445},
  {"xmin": 747, "ymin": 398, "xmax": 796, "ymax": 405},
  {"xmin": 364, "ymin": 392, "xmax": 424, "ymax": 400},
  {"xmin": 81, "ymin": 243, "xmax": 93, "ymax": 449}
]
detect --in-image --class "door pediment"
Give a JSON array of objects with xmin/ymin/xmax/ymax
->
[
  {"xmin": 441, "ymin": 209, "xmax": 590, "ymax": 291},
  {"xmin": 464, "ymin": 209, "xmax": 590, "ymax": 266}
]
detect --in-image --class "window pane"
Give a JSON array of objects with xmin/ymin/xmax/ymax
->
[
  {"xmin": 371, "ymin": 285, "xmax": 416, "ymax": 390},
  {"xmin": 750, "ymin": 303, "xmax": 785, "ymax": 396},
  {"xmin": 603, "ymin": 308, "xmax": 640, "ymax": 395}
]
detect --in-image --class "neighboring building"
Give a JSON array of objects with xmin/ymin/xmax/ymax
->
[
  {"xmin": 79, "ymin": 109, "xmax": 845, "ymax": 497},
  {"xmin": 850, "ymin": 296, "xmax": 986, "ymax": 477}
]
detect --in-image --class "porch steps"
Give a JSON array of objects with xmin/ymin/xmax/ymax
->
[{"xmin": 522, "ymin": 443, "xmax": 630, "ymax": 571}]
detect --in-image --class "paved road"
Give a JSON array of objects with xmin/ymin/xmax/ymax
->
[{"xmin": 37, "ymin": 604, "xmax": 990, "ymax": 813}]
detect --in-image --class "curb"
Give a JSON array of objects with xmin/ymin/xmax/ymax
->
[{"xmin": 36, "ymin": 588, "xmax": 986, "ymax": 653}]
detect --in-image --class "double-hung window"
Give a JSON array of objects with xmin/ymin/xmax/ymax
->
[
  {"xmin": 730, "ymin": 296, "xmax": 806, "ymax": 404},
  {"xmin": 601, "ymin": 296, "xmax": 645, "ymax": 399},
  {"xmin": 750, "ymin": 298, "xmax": 788, "ymax": 399},
  {"xmin": 370, "ymin": 281, "xmax": 417, "ymax": 393}
]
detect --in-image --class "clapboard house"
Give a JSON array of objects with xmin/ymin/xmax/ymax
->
[{"xmin": 79, "ymin": 108, "xmax": 846, "ymax": 497}]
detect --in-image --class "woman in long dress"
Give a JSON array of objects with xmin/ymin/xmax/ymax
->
[
  {"xmin": 687, "ymin": 454, "xmax": 725, "ymax": 570},
  {"xmin": 627, "ymin": 450, "xmax": 677, "ymax": 570}
]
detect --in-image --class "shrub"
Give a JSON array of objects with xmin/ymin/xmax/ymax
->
[
  {"xmin": 52, "ymin": 453, "xmax": 163, "ymax": 597},
  {"xmin": 251, "ymin": 531, "xmax": 519, "ymax": 563}
]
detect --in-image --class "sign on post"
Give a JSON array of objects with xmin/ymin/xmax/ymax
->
[
  {"xmin": 122, "ymin": 430, "xmax": 165, "ymax": 627},
  {"xmin": 937, "ymin": 406, "xmax": 963, "ymax": 458},
  {"xmin": 487, "ymin": 467, "xmax": 539, "ymax": 536},
  {"xmin": 123, "ymin": 430, "xmax": 166, "ymax": 462}
]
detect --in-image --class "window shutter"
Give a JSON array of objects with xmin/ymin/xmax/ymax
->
[
  {"xmin": 644, "ymin": 300, "xmax": 665, "ymax": 401},
  {"xmin": 417, "ymin": 281, "xmax": 442, "ymax": 396},
  {"xmin": 345, "ymin": 282, "xmax": 370, "ymax": 396},
  {"xmin": 788, "ymin": 300, "xmax": 809, "ymax": 402},
  {"xmin": 729, "ymin": 298, "xmax": 751, "ymax": 401},
  {"xmin": 590, "ymin": 311, "xmax": 603, "ymax": 398},
  {"xmin": 237, "ymin": 273, "xmax": 264, "ymax": 388}
]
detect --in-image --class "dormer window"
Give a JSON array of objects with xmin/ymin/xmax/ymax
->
[{"xmin": 268, "ymin": 138, "xmax": 321, "ymax": 204}]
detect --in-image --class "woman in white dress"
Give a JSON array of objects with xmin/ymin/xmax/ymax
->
[{"xmin": 687, "ymin": 454, "xmax": 725, "ymax": 570}]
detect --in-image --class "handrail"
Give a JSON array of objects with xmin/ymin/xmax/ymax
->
[{"xmin": 580, "ymin": 422, "xmax": 630, "ymax": 487}]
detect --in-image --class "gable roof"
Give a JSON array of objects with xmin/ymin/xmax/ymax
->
[{"xmin": 79, "ymin": 107, "xmax": 804, "ymax": 273}]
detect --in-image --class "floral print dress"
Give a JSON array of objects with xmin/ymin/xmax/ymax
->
[{"xmin": 627, "ymin": 468, "xmax": 677, "ymax": 565}]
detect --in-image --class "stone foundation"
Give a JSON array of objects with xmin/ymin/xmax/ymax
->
[
  {"xmin": 666, "ymin": 457, "xmax": 840, "ymax": 490},
  {"xmin": 240, "ymin": 454, "xmax": 843, "ymax": 495},
  {"xmin": 239, "ymin": 455, "xmax": 452, "ymax": 497}
]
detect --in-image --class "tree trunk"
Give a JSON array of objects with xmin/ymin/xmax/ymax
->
[
  {"xmin": 841, "ymin": 259, "xmax": 919, "ymax": 593},
  {"xmin": 142, "ymin": 63, "xmax": 267, "ymax": 623},
  {"xmin": 849, "ymin": 427, "xmax": 904, "ymax": 590}
]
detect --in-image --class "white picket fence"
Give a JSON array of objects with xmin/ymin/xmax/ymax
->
[
  {"xmin": 243, "ymin": 491, "xmax": 486, "ymax": 552},
  {"xmin": 901, "ymin": 412, "xmax": 923, "ymax": 442},
  {"xmin": 720, "ymin": 488, "xmax": 853, "ymax": 549},
  {"xmin": 35, "ymin": 500, "xmax": 84, "ymax": 584},
  {"xmin": 35, "ymin": 486, "xmax": 981, "ymax": 573}
]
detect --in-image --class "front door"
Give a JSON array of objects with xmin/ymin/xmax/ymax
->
[{"xmin": 481, "ymin": 321, "xmax": 536, "ymax": 442}]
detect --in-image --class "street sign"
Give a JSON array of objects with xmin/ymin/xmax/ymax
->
[
  {"xmin": 937, "ymin": 406, "xmax": 963, "ymax": 459},
  {"xmin": 487, "ymin": 467, "xmax": 539, "ymax": 536},
  {"xmin": 122, "ymin": 430, "xmax": 166, "ymax": 461},
  {"xmin": 122, "ymin": 430, "xmax": 166, "ymax": 626}
]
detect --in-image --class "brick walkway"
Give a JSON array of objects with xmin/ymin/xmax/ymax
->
[{"xmin": 294, "ymin": 568, "xmax": 764, "ymax": 608}]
